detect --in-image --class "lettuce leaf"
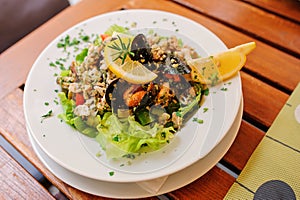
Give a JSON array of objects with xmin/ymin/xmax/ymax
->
[
  {"xmin": 58, "ymin": 92, "xmax": 176, "ymax": 159},
  {"xmin": 75, "ymin": 48, "xmax": 88, "ymax": 64},
  {"xmin": 96, "ymin": 113, "xmax": 175, "ymax": 159},
  {"xmin": 57, "ymin": 92, "xmax": 76, "ymax": 126}
]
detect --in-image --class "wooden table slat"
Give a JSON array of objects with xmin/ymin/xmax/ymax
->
[
  {"xmin": 168, "ymin": 166, "xmax": 235, "ymax": 200},
  {"xmin": 172, "ymin": 0, "xmax": 300, "ymax": 56},
  {"xmin": 241, "ymin": 0, "xmax": 300, "ymax": 23},
  {"xmin": 223, "ymin": 120, "xmax": 265, "ymax": 171},
  {"xmin": 0, "ymin": 147, "xmax": 55, "ymax": 200},
  {"xmin": 241, "ymin": 72, "xmax": 289, "ymax": 128}
]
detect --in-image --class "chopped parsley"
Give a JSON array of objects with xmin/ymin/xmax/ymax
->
[
  {"xmin": 57, "ymin": 35, "xmax": 81, "ymax": 51},
  {"xmin": 41, "ymin": 110, "xmax": 52, "ymax": 118},
  {"xmin": 44, "ymin": 102, "xmax": 49, "ymax": 106},
  {"xmin": 41, "ymin": 110, "xmax": 53, "ymax": 123},
  {"xmin": 80, "ymin": 35, "xmax": 90, "ymax": 42},
  {"xmin": 53, "ymin": 99, "xmax": 59, "ymax": 105},
  {"xmin": 122, "ymin": 154, "xmax": 136, "ymax": 159},
  {"xmin": 203, "ymin": 88, "xmax": 209, "ymax": 96},
  {"xmin": 49, "ymin": 62, "xmax": 56, "ymax": 67},
  {"xmin": 193, "ymin": 117, "xmax": 203, "ymax": 124},
  {"xmin": 109, "ymin": 171, "xmax": 115, "ymax": 176},
  {"xmin": 203, "ymin": 107, "xmax": 209, "ymax": 113}
]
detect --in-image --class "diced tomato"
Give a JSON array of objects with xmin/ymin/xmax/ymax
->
[
  {"xmin": 75, "ymin": 93, "xmax": 85, "ymax": 106},
  {"xmin": 100, "ymin": 34, "xmax": 110, "ymax": 41},
  {"xmin": 70, "ymin": 63, "xmax": 76, "ymax": 74}
]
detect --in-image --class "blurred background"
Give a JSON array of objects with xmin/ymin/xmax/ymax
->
[{"xmin": 0, "ymin": 0, "xmax": 80, "ymax": 53}]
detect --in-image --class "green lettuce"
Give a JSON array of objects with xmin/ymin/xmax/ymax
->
[
  {"xmin": 57, "ymin": 92, "xmax": 76, "ymax": 126},
  {"xmin": 58, "ymin": 92, "xmax": 98, "ymax": 138},
  {"xmin": 58, "ymin": 92, "xmax": 176, "ymax": 159},
  {"xmin": 96, "ymin": 114, "xmax": 175, "ymax": 159}
]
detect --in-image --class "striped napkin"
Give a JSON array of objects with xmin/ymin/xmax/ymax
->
[{"xmin": 225, "ymin": 83, "xmax": 300, "ymax": 199}]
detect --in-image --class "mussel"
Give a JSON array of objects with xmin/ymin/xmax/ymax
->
[
  {"xmin": 129, "ymin": 34, "xmax": 152, "ymax": 64},
  {"xmin": 105, "ymin": 78, "xmax": 129, "ymax": 114}
]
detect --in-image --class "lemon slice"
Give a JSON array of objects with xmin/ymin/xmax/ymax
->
[
  {"xmin": 104, "ymin": 37, "xmax": 157, "ymax": 84},
  {"xmin": 187, "ymin": 42, "xmax": 256, "ymax": 84}
]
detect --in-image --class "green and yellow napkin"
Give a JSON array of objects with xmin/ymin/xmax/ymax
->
[{"xmin": 225, "ymin": 83, "xmax": 300, "ymax": 199}]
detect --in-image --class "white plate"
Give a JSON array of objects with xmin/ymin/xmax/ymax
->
[
  {"xmin": 24, "ymin": 9, "xmax": 242, "ymax": 182},
  {"xmin": 27, "ymin": 99, "xmax": 243, "ymax": 199}
]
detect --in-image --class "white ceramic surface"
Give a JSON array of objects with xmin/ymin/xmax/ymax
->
[{"xmin": 24, "ymin": 9, "xmax": 242, "ymax": 182}]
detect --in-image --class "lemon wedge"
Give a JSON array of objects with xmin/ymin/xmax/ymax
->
[
  {"xmin": 187, "ymin": 42, "xmax": 256, "ymax": 84},
  {"xmin": 104, "ymin": 37, "xmax": 157, "ymax": 84}
]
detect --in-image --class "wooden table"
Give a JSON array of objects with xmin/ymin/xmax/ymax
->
[{"xmin": 1, "ymin": 0, "xmax": 299, "ymax": 199}]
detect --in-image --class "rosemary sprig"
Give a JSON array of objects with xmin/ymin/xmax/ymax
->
[{"xmin": 107, "ymin": 35, "xmax": 134, "ymax": 64}]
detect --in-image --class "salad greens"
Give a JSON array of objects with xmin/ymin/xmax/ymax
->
[{"xmin": 58, "ymin": 92, "xmax": 175, "ymax": 159}]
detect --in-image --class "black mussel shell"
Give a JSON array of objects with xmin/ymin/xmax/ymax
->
[
  {"xmin": 105, "ymin": 79, "xmax": 129, "ymax": 113},
  {"xmin": 130, "ymin": 34, "xmax": 152, "ymax": 64}
]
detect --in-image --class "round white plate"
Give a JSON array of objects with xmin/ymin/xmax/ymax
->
[
  {"xmin": 27, "ymin": 99, "xmax": 243, "ymax": 199},
  {"xmin": 24, "ymin": 9, "xmax": 242, "ymax": 182}
]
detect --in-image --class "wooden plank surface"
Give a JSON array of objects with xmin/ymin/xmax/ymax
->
[
  {"xmin": 0, "ymin": 147, "xmax": 55, "ymax": 200},
  {"xmin": 0, "ymin": 0, "xmax": 299, "ymax": 199},
  {"xmin": 172, "ymin": 0, "xmax": 300, "ymax": 56},
  {"xmin": 241, "ymin": 0, "xmax": 300, "ymax": 23},
  {"xmin": 241, "ymin": 72, "xmax": 289, "ymax": 128},
  {"xmin": 167, "ymin": 166, "xmax": 235, "ymax": 199},
  {"xmin": 223, "ymin": 120, "xmax": 265, "ymax": 171}
]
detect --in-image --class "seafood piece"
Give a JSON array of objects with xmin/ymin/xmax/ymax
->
[{"xmin": 130, "ymin": 34, "xmax": 152, "ymax": 64}]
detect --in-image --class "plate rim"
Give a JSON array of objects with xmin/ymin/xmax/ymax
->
[{"xmin": 23, "ymin": 9, "xmax": 242, "ymax": 182}]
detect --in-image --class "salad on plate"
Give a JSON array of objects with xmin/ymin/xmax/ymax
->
[{"xmin": 56, "ymin": 25, "xmax": 207, "ymax": 159}]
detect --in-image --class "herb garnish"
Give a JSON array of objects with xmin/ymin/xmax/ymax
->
[
  {"xmin": 107, "ymin": 35, "xmax": 134, "ymax": 64},
  {"xmin": 193, "ymin": 117, "xmax": 204, "ymax": 124},
  {"xmin": 57, "ymin": 35, "xmax": 80, "ymax": 51},
  {"xmin": 41, "ymin": 110, "xmax": 53, "ymax": 122},
  {"xmin": 42, "ymin": 110, "xmax": 52, "ymax": 118},
  {"xmin": 109, "ymin": 171, "xmax": 115, "ymax": 176},
  {"xmin": 203, "ymin": 88, "xmax": 210, "ymax": 96},
  {"xmin": 122, "ymin": 154, "xmax": 136, "ymax": 159}
]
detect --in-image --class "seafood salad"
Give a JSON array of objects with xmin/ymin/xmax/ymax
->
[{"xmin": 57, "ymin": 25, "xmax": 206, "ymax": 159}]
